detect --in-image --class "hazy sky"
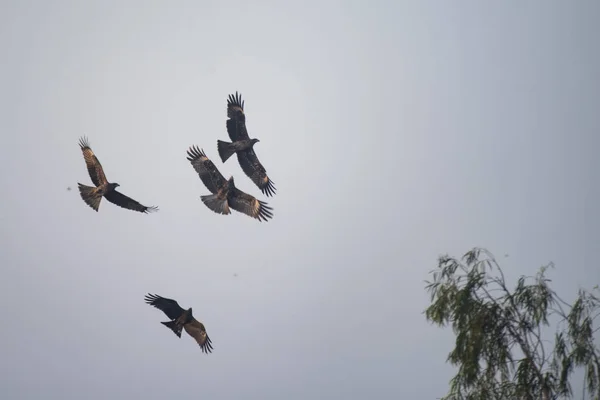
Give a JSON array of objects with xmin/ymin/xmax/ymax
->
[{"xmin": 1, "ymin": 1, "xmax": 599, "ymax": 399}]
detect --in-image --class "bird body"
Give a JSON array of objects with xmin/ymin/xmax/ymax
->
[
  {"xmin": 186, "ymin": 146, "xmax": 273, "ymax": 222},
  {"xmin": 217, "ymin": 138, "xmax": 259, "ymax": 163},
  {"xmin": 144, "ymin": 293, "xmax": 213, "ymax": 354},
  {"xmin": 76, "ymin": 136, "xmax": 158, "ymax": 214},
  {"xmin": 218, "ymin": 92, "xmax": 276, "ymax": 197}
]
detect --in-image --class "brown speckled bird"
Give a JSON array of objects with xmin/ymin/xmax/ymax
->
[
  {"xmin": 144, "ymin": 293, "xmax": 213, "ymax": 354},
  {"xmin": 186, "ymin": 146, "xmax": 273, "ymax": 222},
  {"xmin": 77, "ymin": 136, "xmax": 158, "ymax": 214},
  {"xmin": 217, "ymin": 92, "xmax": 276, "ymax": 197}
]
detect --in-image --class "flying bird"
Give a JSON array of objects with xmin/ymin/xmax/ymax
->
[
  {"xmin": 186, "ymin": 145, "xmax": 273, "ymax": 222},
  {"xmin": 144, "ymin": 293, "xmax": 213, "ymax": 354},
  {"xmin": 77, "ymin": 136, "xmax": 158, "ymax": 214},
  {"xmin": 217, "ymin": 92, "xmax": 276, "ymax": 197}
]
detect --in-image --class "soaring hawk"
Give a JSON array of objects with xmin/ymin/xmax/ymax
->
[
  {"xmin": 77, "ymin": 137, "xmax": 158, "ymax": 214},
  {"xmin": 186, "ymin": 145, "xmax": 273, "ymax": 222},
  {"xmin": 144, "ymin": 293, "xmax": 213, "ymax": 354},
  {"xmin": 217, "ymin": 92, "xmax": 276, "ymax": 197}
]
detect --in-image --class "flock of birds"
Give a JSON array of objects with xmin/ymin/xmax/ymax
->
[{"xmin": 74, "ymin": 92, "xmax": 277, "ymax": 353}]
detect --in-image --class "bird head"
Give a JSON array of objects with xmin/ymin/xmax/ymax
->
[
  {"xmin": 109, "ymin": 182, "xmax": 120, "ymax": 190},
  {"xmin": 228, "ymin": 176, "xmax": 235, "ymax": 188},
  {"xmin": 252, "ymin": 138, "xmax": 260, "ymax": 145}
]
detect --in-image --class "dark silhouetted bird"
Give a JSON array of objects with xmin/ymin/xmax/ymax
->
[
  {"xmin": 144, "ymin": 293, "xmax": 213, "ymax": 354},
  {"xmin": 77, "ymin": 136, "xmax": 158, "ymax": 214},
  {"xmin": 186, "ymin": 145, "xmax": 273, "ymax": 222},
  {"xmin": 217, "ymin": 92, "xmax": 276, "ymax": 197}
]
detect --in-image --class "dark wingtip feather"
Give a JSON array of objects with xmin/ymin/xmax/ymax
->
[
  {"xmin": 257, "ymin": 200, "xmax": 274, "ymax": 222},
  {"xmin": 261, "ymin": 178, "xmax": 277, "ymax": 197},
  {"xmin": 78, "ymin": 136, "xmax": 91, "ymax": 149},
  {"xmin": 227, "ymin": 91, "xmax": 244, "ymax": 111},
  {"xmin": 201, "ymin": 336, "xmax": 214, "ymax": 354},
  {"xmin": 144, "ymin": 293, "xmax": 161, "ymax": 305},
  {"xmin": 186, "ymin": 145, "xmax": 207, "ymax": 163}
]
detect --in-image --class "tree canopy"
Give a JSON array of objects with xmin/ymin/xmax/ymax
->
[{"xmin": 425, "ymin": 247, "xmax": 600, "ymax": 400}]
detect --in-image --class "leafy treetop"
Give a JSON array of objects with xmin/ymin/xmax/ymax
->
[{"xmin": 425, "ymin": 248, "xmax": 600, "ymax": 400}]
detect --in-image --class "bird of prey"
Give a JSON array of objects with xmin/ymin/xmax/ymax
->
[
  {"xmin": 144, "ymin": 293, "xmax": 213, "ymax": 354},
  {"xmin": 216, "ymin": 92, "xmax": 276, "ymax": 197},
  {"xmin": 186, "ymin": 145, "xmax": 273, "ymax": 222},
  {"xmin": 77, "ymin": 136, "xmax": 158, "ymax": 214}
]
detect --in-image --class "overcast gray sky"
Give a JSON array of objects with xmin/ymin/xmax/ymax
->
[{"xmin": 1, "ymin": 1, "xmax": 599, "ymax": 399}]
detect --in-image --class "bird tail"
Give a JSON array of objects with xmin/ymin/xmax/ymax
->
[
  {"xmin": 201, "ymin": 194, "xmax": 231, "ymax": 215},
  {"xmin": 217, "ymin": 140, "xmax": 236, "ymax": 162},
  {"xmin": 77, "ymin": 183, "xmax": 102, "ymax": 212},
  {"xmin": 161, "ymin": 320, "xmax": 182, "ymax": 338}
]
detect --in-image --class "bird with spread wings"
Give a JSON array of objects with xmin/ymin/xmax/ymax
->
[
  {"xmin": 216, "ymin": 92, "xmax": 276, "ymax": 197},
  {"xmin": 144, "ymin": 293, "xmax": 213, "ymax": 354},
  {"xmin": 76, "ymin": 136, "xmax": 158, "ymax": 214},
  {"xmin": 186, "ymin": 145, "xmax": 273, "ymax": 222}
]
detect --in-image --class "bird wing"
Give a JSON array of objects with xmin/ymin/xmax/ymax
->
[
  {"xmin": 228, "ymin": 187, "xmax": 273, "ymax": 222},
  {"xmin": 144, "ymin": 293, "xmax": 186, "ymax": 321},
  {"xmin": 104, "ymin": 190, "xmax": 158, "ymax": 214},
  {"xmin": 184, "ymin": 319, "xmax": 213, "ymax": 354},
  {"xmin": 226, "ymin": 92, "xmax": 250, "ymax": 141},
  {"xmin": 200, "ymin": 193, "xmax": 231, "ymax": 216},
  {"xmin": 186, "ymin": 146, "xmax": 227, "ymax": 194},
  {"xmin": 78, "ymin": 136, "xmax": 108, "ymax": 187},
  {"xmin": 236, "ymin": 149, "xmax": 276, "ymax": 197}
]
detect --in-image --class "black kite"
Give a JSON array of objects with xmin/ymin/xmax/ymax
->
[
  {"xmin": 77, "ymin": 136, "xmax": 158, "ymax": 214},
  {"xmin": 186, "ymin": 145, "xmax": 273, "ymax": 222},
  {"xmin": 217, "ymin": 92, "xmax": 276, "ymax": 197},
  {"xmin": 144, "ymin": 293, "xmax": 213, "ymax": 354}
]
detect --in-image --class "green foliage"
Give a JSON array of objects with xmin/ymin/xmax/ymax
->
[{"xmin": 425, "ymin": 248, "xmax": 600, "ymax": 400}]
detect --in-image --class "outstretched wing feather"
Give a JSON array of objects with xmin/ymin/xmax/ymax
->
[
  {"xmin": 79, "ymin": 136, "xmax": 108, "ymax": 187},
  {"xmin": 226, "ymin": 92, "xmax": 249, "ymax": 141},
  {"xmin": 186, "ymin": 146, "xmax": 227, "ymax": 193},
  {"xmin": 237, "ymin": 149, "xmax": 276, "ymax": 197},
  {"xmin": 144, "ymin": 293, "xmax": 186, "ymax": 321},
  {"xmin": 104, "ymin": 190, "xmax": 158, "ymax": 214},
  {"xmin": 229, "ymin": 187, "xmax": 273, "ymax": 222},
  {"xmin": 185, "ymin": 319, "xmax": 214, "ymax": 354}
]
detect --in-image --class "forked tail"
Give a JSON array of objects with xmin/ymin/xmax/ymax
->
[
  {"xmin": 77, "ymin": 183, "xmax": 102, "ymax": 212},
  {"xmin": 217, "ymin": 140, "xmax": 236, "ymax": 163},
  {"xmin": 161, "ymin": 320, "xmax": 182, "ymax": 338}
]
